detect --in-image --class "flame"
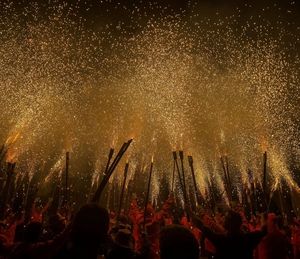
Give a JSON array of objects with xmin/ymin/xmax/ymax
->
[
  {"xmin": 44, "ymin": 155, "xmax": 63, "ymax": 183},
  {"xmin": 64, "ymin": 136, "xmax": 73, "ymax": 152},
  {"xmin": 271, "ymin": 178, "xmax": 280, "ymax": 192},
  {"xmin": 259, "ymin": 135, "xmax": 268, "ymax": 151},
  {"xmin": 220, "ymin": 129, "xmax": 225, "ymax": 143},
  {"xmin": 129, "ymin": 132, "xmax": 136, "ymax": 140},
  {"xmin": 6, "ymin": 148, "xmax": 17, "ymax": 163},
  {"xmin": 111, "ymin": 133, "xmax": 117, "ymax": 148},
  {"xmin": 179, "ymin": 133, "xmax": 184, "ymax": 150},
  {"xmin": 5, "ymin": 131, "xmax": 21, "ymax": 146},
  {"xmin": 215, "ymin": 144, "xmax": 222, "ymax": 158}
]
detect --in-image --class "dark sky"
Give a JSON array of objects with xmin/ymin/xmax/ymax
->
[
  {"xmin": 11, "ymin": 0, "xmax": 300, "ymax": 25},
  {"xmin": 75, "ymin": 0, "xmax": 300, "ymax": 19},
  {"xmin": 75, "ymin": 0, "xmax": 300, "ymax": 48},
  {"xmin": 81, "ymin": 0, "xmax": 299, "ymax": 21},
  {"xmin": 3, "ymin": 0, "xmax": 299, "ymax": 51}
]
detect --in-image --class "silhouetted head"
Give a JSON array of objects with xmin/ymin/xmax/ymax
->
[
  {"xmin": 114, "ymin": 229, "xmax": 134, "ymax": 250},
  {"xmin": 71, "ymin": 203, "xmax": 109, "ymax": 248},
  {"xmin": 267, "ymin": 213, "xmax": 280, "ymax": 232},
  {"xmin": 224, "ymin": 210, "xmax": 242, "ymax": 234},
  {"xmin": 160, "ymin": 225, "xmax": 199, "ymax": 259},
  {"xmin": 24, "ymin": 222, "xmax": 43, "ymax": 243},
  {"xmin": 48, "ymin": 214, "xmax": 65, "ymax": 234}
]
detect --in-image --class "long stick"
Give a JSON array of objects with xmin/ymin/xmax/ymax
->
[
  {"xmin": 143, "ymin": 159, "xmax": 153, "ymax": 229},
  {"xmin": 93, "ymin": 143, "xmax": 127, "ymax": 203},
  {"xmin": 220, "ymin": 156, "xmax": 228, "ymax": 185},
  {"xmin": 117, "ymin": 162, "xmax": 129, "ymax": 218},
  {"xmin": 278, "ymin": 180, "xmax": 285, "ymax": 217},
  {"xmin": 171, "ymin": 159, "xmax": 175, "ymax": 192},
  {"xmin": 263, "ymin": 151, "xmax": 268, "ymax": 206},
  {"xmin": 0, "ymin": 144, "xmax": 5, "ymax": 159},
  {"xmin": 92, "ymin": 139, "xmax": 132, "ymax": 202},
  {"xmin": 172, "ymin": 152, "xmax": 183, "ymax": 193},
  {"xmin": 188, "ymin": 155, "xmax": 202, "ymax": 207},
  {"xmin": 104, "ymin": 148, "xmax": 114, "ymax": 175},
  {"xmin": 220, "ymin": 156, "xmax": 232, "ymax": 207},
  {"xmin": 225, "ymin": 156, "xmax": 233, "ymax": 200},
  {"xmin": 24, "ymin": 173, "xmax": 31, "ymax": 211},
  {"xmin": 94, "ymin": 148, "xmax": 114, "ymax": 204},
  {"xmin": 0, "ymin": 146, "xmax": 7, "ymax": 164},
  {"xmin": 0, "ymin": 162, "xmax": 15, "ymax": 218},
  {"xmin": 207, "ymin": 175, "xmax": 216, "ymax": 214},
  {"xmin": 179, "ymin": 151, "xmax": 187, "ymax": 199},
  {"xmin": 173, "ymin": 151, "xmax": 187, "ymax": 206},
  {"xmin": 247, "ymin": 169, "xmax": 256, "ymax": 215},
  {"xmin": 65, "ymin": 152, "xmax": 69, "ymax": 205},
  {"xmin": 211, "ymin": 188, "xmax": 216, "ymax": 214},
  {"xmin": 106, "ymin": 140, "xmax": 132, "ymax": 177}
]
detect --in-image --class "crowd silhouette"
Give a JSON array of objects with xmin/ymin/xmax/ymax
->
[{"xmin": 0, "ymin": 195, "xmax": 299, "ymax": 259}]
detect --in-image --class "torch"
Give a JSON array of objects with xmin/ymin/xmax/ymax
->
[
  {"xmin": 172, "ymin": 151, "xmax": 183, "ymax": 192},
  {"xmin": 106, "ymin": 139, "xmax": 132, "ymax": 177},
  {"xmin": 0, "ymin": 144, "xmax": 5, "ymax": 159},
  {"xmin": 262, "ymin": 151, "xmax": 268, "ymax": 206},
  {"xmin": 225, "ymin": 156, "xmax": 233, "ymax": 198},
  {"xmin": 117, "ymin": 162, "xmax": 129, "ymax": 218},
  {"xmin": 0, "ymin": 162, "xmax": 16, "ymax": 218},
  {"xmin": 92, "ymin": 139, "xmax": 133, "ymax": 203},
  {"xmin": 220, "ymin": 156, "xmax": 232, "ymax": 207},
  {"xmin": 188, "ymin": 155, "xmax": 202, "ymax": 207},
  {"xmin": 207, "ymin": 179, "xmax": 216, "ymax": 214},
  {"xmin": 64, "ymin": 152, "xmax": 70, "ymax": 205},
  {"xmin": 143, "ymin": 157, "xmax": 154, "ymax": 230},
  {"xmin": 171, "ymin": 159, "xmax": 176, "ymax": 193},
  {"xmin": 104, "ymin": 148, "xmax": 114, "ymax": 175},
  {"xmin": 179, "ymin": 151, "xmax": 187, "ymax": 198},
  {"xmin": 173, "ymin": 151, "xmax": 188, "ymax": 208},
  {"xmin": 247, "ymin": 169, "xmax": 257, "ymax": 215},
  {"xmin": 0, "ymin": 145, "xmax": 7, "ymax": 165}
]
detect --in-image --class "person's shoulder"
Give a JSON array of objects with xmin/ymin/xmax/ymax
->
[
  {"xmin": 8, "ymin": 242, "xmax": 30, "ymax": 258},
  {"xmin": 263, "ymin": 231, "xmax": 288, "ymax": 244},
  {"xmin": 51, "ymin": 241, "xmax": 71, "ymax": 259},
  {"xmin": 275, "ymin": 231, "xmax": 290, "ymax": 243}
]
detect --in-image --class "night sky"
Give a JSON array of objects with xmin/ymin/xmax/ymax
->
[
  {"xmin": 4, "ymin": 0, "xmax": 298, "ymax": 55},
  {"xmin": 6, "ymin": 0, "xmax": 300, "ymax": 28}
]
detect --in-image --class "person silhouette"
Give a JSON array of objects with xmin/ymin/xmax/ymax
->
[
  {"xmin": 56, "ymin": 203, "xmax": 109, "ymax": 259},
  {"xmin": 192, "ymin": 210, "xmax": 267, "ymax": 259},
  {"xmin": 159, "ymin": 225, "xmax": 199, "ymax": 259}
]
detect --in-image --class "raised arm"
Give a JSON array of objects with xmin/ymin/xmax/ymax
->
[{"xmin": 191, "ymin": 213, "xmax": 223, "ymax": 246}]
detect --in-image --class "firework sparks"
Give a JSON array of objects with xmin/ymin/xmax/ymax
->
[{"xmin": 0, "ymin": 0, "xmax": 299, "ymax": 202}]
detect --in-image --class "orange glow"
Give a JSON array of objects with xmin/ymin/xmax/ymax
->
[
  {"xmin": 259, "ymin": 135, "xmax": 268, "ymax": 151},
  {"xmin": 5, "ymin": 131, "xmax": 21, "ymax": 146},
  {"xmin": 6, "ymin": 148, "xmax": 17, "ymax": 163}
]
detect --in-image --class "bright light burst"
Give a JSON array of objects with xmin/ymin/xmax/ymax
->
[{"xmin": 0, "ymin": 0, "xmax": 299, "ymax": 201}]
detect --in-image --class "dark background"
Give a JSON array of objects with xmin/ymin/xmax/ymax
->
[{"xmin": 7, "ymin": 0, "xmax": 300, "ymax": 27}]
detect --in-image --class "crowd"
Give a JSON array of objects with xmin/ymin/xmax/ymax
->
[{"xmin": 0, "ymin": 195, "xmax": 300, "ymax": 259}]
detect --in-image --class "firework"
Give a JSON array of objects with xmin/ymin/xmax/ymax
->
[{"xmin": 0, "ymin": 0, "xmax": 299, "ymax": 209}]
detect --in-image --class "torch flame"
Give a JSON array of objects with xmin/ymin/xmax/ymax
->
[
  {"xmin": 5, "ymin": 131, "xmax": 21, "ymax": 146},
  {"xmin": 6, "ymin": 148, "xmax": 17, "ymax": 163},
  {"xmin": 64, "ymin": 136, "xmax": 73, "ymax": 152},
  {"xmin": 259, "ymin": 135, "xmax": 268, "ymax": 151}
]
